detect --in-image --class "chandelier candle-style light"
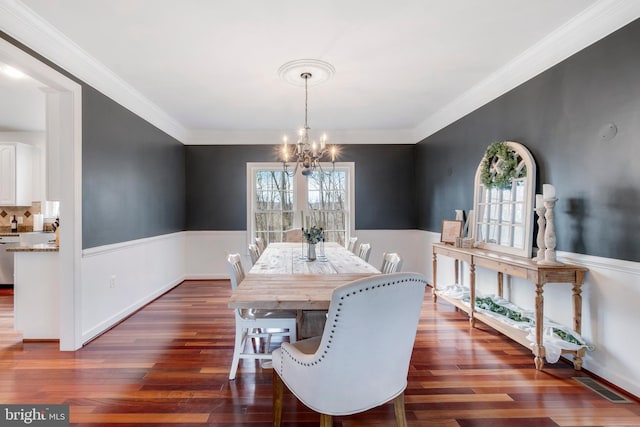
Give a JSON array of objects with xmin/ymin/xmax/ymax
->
[{"xmin": 278, "ymin": 60, "xmax": 337, "ymax": 176}]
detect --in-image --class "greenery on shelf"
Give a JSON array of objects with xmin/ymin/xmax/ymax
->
[
  {"xmin": 475, "ymin": 296, "xmax": 533, "ymax": 324},
  {"xmin": 474, "ymin": 296, "xmax": 583, "ymax": 346}
]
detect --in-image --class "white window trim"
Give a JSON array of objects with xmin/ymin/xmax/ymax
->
[{"xmin": 246, "ymin": 162, "xmax": 355, "ymax": 247}]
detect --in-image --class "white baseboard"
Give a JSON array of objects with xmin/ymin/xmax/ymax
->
[{"xmin": 81, "ymin": 275, "xmax": 185, "ymax": 344}]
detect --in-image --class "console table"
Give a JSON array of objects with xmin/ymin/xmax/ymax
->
[{"xmin": 432, "ymin": 242, "xmax": 588, "ymax": 370}]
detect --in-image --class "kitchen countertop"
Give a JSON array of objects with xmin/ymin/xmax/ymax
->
[{"xmin": 6, "ymin": 243, "xmax": 59, "ymax": 252}]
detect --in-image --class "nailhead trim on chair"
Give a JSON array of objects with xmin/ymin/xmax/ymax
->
[{"xmin": 280, "ymin": 276, "xmax": 426, "ymax": 367}]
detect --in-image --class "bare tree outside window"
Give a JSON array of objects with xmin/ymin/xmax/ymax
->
[
  {"xmin": 307, "ymin": 170, "xmax": 347, "ymax": 246},
  {"xmin": 252, "ymin": 166, "xmax": 349, "ymax": 247},
  {"xmin": 254, "ymin": 170, "xmax": 294, "ymax": 245}
]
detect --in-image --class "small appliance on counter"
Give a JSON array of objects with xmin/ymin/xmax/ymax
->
[{"xmin": 32, "ymin": 213, "xmax": 44, "ymax": 232}]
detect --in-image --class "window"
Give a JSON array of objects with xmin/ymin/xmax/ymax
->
[
  {"xmin": 475, "ymin": 178, "xmax": 526, "ymax": 249},
  {"xmin": 247, "ymin": 162, "xmax": 354, "ymax": 246}
]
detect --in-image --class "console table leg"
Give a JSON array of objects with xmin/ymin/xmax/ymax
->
[
  {"xmin": 469, "ymin": 263, "xmax": 476, "ymax": 327},
  {"xmin": 573, "ymin": 348, "xmax": 585, "ymax": 370},
  {"xmin": 572, "ymin": 281, "xmax": 583, "ymax": 334},
  {"xmin": 432, "ymin": 253, "xmax": 438, "ymax": 303},
  {"xmin": 534, "ymin": 355, "xmax": 545, "ymax": 370},
  {"xmin": 534, "ymin": 282, "xmax": 545, "ymax": 370}
]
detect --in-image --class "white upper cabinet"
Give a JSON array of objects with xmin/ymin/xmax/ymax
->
[{"xmin": 0, "ymin": 142, "xmax": 33, "ymax": 206}]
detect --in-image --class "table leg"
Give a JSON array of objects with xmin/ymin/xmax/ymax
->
[
  {"xmin": 572, "ymin": 281, "xmax": 584, "ymax": 370},
  {"xmin": 454, "ymin": 259, "xmax": 459, "ymax": 286},
  {"xmin": 295, "ymin": 310, "xmax": 303, "ymax": 341},
  {"xmin": 573, "ymin": 347, "xmax": 586, "ymax": 370},
  {"xmin": 432, "ymin": 252, "xmax": 438, "ymax": 302},
  {"xmin": 533, "ymin": 282, "xmax": 545, "ymax": 370},
  {"xmin": 469, "ymin": 263, "xmax": 476, "ymax": 327}
]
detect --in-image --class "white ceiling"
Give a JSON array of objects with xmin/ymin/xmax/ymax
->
[
  {"xmin": 1, "ymin": 0, "xmax": 638, "ymax": 143},
  {"xmin": 0, "ymin": 67, "xmax": 45, "ymax": 132}
]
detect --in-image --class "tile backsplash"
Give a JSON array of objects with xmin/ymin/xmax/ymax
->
[{"xmin": 0, "ymin": 202, "xmax": 52, "ymax": 232}]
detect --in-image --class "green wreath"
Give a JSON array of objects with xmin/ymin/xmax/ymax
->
[{"xmin": 480, "ymin": 141, "xmax": 526, "ymax": 188}]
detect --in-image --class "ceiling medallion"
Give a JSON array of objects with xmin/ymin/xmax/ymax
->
[
  {"xmin": 278, "ymin": 59, "xmax": 337, "ymax": 176},
  {"xmin": 278, "ymin": 59, "xmax": 336, "ymax": 87}
]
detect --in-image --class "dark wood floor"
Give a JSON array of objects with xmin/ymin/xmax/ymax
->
[{"xmin": 1, "ymin": 281, "xmax": 639, "ymax": 426}]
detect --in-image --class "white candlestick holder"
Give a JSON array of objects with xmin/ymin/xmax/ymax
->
[
  {"xmin": 532, "ymin": 206, "xmax": 546, "ymax": 262},
  {"xmin": 538, "ymin": 197, "xmax": 562, "ymax": 265}
]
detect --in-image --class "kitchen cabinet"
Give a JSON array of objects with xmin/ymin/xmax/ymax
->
[
  {"xmin": 9, "ymin": 243, "xmax": 59, "ymax": 340},
  {"xmin": 0, "ymin": 143, "xmax": 33, "ymax": 206}
]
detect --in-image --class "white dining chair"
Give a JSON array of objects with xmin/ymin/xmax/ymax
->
[
  {"xmin": 380, "ymin": 252, "xmax": 403, "ymax": 273},
  {"xmin": 346, "ymin": 236, "xmax": 358, "ymax": 253},
  {"xmin": 248, "ymin": 244, "xmax": 260, "ymax": 265},
  {"xmin": 255, "ymin": 237, "xmax": 266, "ymax": 256},
  {"xmin": 226, "ymin": 253, "xmax": 297, "ymax": 380},
  {"xmin": 272, "ymin": 272, "xmax": 427, "ymax": 426},
  {"xmin": 357, "ymin": 243, "xmax": 371, "ymax": 262}
]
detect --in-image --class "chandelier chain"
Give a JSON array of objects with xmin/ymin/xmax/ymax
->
[
  {"xmin": 303, "ymin": 72, "xmax": 310, "ymax": 131},
  {"xmin": 280, "ymin": 69, "xmax": 335, "ymax": 177}
]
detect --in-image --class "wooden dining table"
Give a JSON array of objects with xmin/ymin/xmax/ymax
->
[{"xmin": 228, "ymin": 242, "xmax": 380, "ymax": 311}]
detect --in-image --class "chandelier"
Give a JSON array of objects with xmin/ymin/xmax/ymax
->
[{"xmin": 279, "ymin": 62, "xmax": 337, "ymax": 177}]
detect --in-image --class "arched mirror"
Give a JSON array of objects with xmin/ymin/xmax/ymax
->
[{"xmin": 472, "ymin": 141, "xmax": 536, "ymax": 257}]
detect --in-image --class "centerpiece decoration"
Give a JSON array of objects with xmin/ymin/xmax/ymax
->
[{"xmin": 302, "ymin": 225, "xmax": 323, "ymax": 261}]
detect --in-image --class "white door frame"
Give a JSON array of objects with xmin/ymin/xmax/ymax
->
[{"xmin": 0, "ymin": 37, "xmax": 83, "ymax": 350}]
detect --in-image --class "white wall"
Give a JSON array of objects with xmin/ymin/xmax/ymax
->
[
  {"xmin": 424, "ymin": 229, "xmax": 640, "ymax": 398},
  {"xmin": 80, "ymin": 229, "xmax": 639, "ymax": 398}
]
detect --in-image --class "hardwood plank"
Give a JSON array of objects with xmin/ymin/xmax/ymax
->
[{"xmin": 1, "ymin": 280, "xmax": 638, "ymax": 426}]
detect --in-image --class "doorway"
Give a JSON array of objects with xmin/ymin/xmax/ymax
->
[{"xmin": 0, "ymin": 36, "xmax": 82, "ymax": 350}]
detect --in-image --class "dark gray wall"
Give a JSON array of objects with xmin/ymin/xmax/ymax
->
[
  {"xmin": 82, "ymin": 86, "xmax": 185, "ymax": 248},
  {"xmin": 186, "ymin": 144, "xmax": 416, "ymax": 230},
  {"xmin": 416, "ymin": 18, "xmax": 640, "ymax": 262},
  {"xmin": 1, "ymin": 31, "xmax": 186, "ymax": 249}
]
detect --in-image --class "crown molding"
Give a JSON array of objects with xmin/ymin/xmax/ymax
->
[
  {"xmin": 0, "ymin": 0, "xmax": 189, "ymax": 143},
  {"xmin": 2, "ymin": 0, "xmax": 638, "ymax": 146},
  {"xmin": 414, "ymin": 0, "xmax": 640, "ymax": 142},
  {"xmin": 185, "ymin": 128, "xmax": 416, "ymax": 145}
]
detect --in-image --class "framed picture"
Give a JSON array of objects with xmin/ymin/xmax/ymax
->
[{"xmin": 440, "ymin": 219, "xmax": 463, "ymax": 244}]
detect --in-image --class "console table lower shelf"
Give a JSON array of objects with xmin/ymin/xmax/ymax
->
[{"xmin": 432, "ymin": 242, "xmax": 588, "ymax": 371}]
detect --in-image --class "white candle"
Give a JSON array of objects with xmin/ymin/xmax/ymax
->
[
  {"xmin": 535, "ymin": 194, "xmax": 544, "ymax": 209},
  {"xmin": 281, "ymin": 136, "xmax": 288, "ymax": 162},
  {"xmin": 543, "ymin": 184, "xmax": 556, "ymax": 199},
  {"xmin": 331, "ymin": 146, "xmax": 336, "ymax": 162}
]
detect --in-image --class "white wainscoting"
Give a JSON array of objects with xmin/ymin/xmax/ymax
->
[
  {"xmin": 184, "ymin": 230, "xmax": 251, "ymax": 280},
  {"xmin": 424, "ymin": 230, "xmax": 640, "ymax": 398},
  {"xmin": 80, "ymin": 232, "xmax": 186, "ymax": 343},
  {"xmin": 80, "ymin": 229, "xmax": 639, "ymax": 397},
  {"xmin": 350, "ymin": 229, "xmax": 429, "ymax": 275}
]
